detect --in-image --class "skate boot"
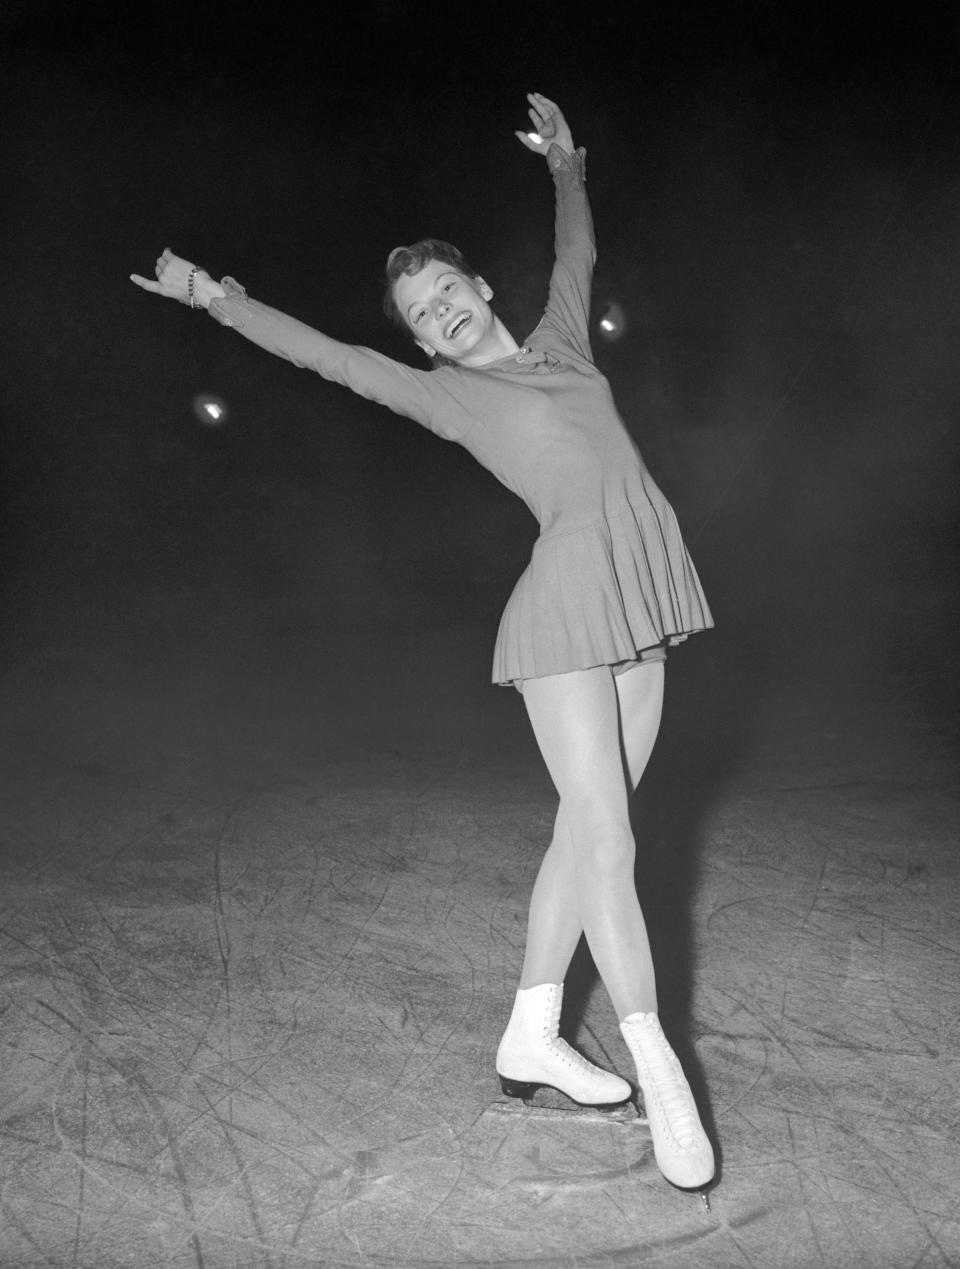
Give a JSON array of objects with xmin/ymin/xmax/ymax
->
[
  {"xmin": 496, "ymin": 983, "xmax": 632, "ymax": 1108},
  {"xmin": 619, "ymin": 1012, "xmax": 715, "ymax": 1189}
]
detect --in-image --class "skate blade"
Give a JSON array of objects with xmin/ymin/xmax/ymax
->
[{"xmin": 489, "ymin": 1096, "xmax": 640, "ymax": 1123}]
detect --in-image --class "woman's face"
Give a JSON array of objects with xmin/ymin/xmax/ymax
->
[{"xmin": 392, "ymin": 259, "xmax": 497, "ymax": 364}]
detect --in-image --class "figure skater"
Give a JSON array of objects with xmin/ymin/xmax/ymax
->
[{"xmin": 132, "ymin": 93, "xmax": 716, "ymax": 1191}]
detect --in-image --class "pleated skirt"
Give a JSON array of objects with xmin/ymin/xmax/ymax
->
[{"xmin": 491, "ymin": 499, "xmax": 713, "ymax": 686}]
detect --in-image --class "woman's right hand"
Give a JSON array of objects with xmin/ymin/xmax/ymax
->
[{"xmin": 130, "ymin": 248, "xmax": 208, "ymax": 306}]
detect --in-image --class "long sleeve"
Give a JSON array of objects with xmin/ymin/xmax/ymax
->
[
  {"xmin": 533, "ymin": 146, "xmax": 596, "ymax": 361},
  {"xmin": 208, "ymin": 279, "xmax": 470, "ymax": 438}
]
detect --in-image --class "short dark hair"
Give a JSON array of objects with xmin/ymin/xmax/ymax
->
[{"xmin": 383, "ymin": 239, "xmax": 481, "ymax": 335}]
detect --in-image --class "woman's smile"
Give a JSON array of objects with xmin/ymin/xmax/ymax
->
[{"xmin": 445, "ymin": 312, "xmax": 472, "ymax": 339}]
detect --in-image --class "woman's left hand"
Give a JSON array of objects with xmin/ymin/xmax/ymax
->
[{"xmin": 514, "ymin": 92, "xmax": 575, "ymax": 157}]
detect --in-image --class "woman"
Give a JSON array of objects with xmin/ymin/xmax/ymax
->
[{"xmin": 132, "ymin": 93, "xmax": 716, "ymax": 1191}]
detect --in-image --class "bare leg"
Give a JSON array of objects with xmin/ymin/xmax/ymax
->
[
  {"xmin": 517, "ymin": 805, "xmax": 582, "ymax": 988},
  {"xmin": 512, "ymin": 662, "xmax": 714, "ymax": 1186},
  {"xmin": 518, "ymin": 663, "xmax": 664, "ymax": 1018}
]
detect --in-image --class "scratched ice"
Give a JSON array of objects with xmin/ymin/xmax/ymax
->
[{"xmin": 1, "ymin": 636, "xmax": 958, "ymax": 1269}]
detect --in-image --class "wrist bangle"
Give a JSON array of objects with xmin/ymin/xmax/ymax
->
[{"xmin": 188, "ymin": 265, "xmax": 204, "ymax": 309}]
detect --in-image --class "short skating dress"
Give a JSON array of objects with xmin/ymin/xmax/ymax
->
[{"xmin": 209, "ymin": 146, "xmax": 713, "ymax": 685}]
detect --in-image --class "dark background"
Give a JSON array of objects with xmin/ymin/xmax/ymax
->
[{"xmin": 1, "ymin": 1, "xmax": 958, "ymax": 754}]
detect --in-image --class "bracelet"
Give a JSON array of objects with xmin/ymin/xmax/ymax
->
[{"xmin": 187, "ymin": 264, "xmax": 204, "ymax": 309}]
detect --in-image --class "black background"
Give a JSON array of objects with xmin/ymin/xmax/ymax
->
[{"xmin": 2, "ymin": 1, "xmax": 958, "ymax": 736}]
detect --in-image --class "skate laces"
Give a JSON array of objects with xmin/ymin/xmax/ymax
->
[
  {"xmin": 629, "ymin": 1019, "xmax": 700, "ymax": 1147},
  {"xmin": 542, "ymin": 990, "xmax": 603, "ymax": 1074},
  {"xmin": 550, "ymin": 1036, "xmax": 601, "ymax": 1072},
  {"xmin": 543, "ymin": 987, "xmax": 563, "ymax": 1037}
]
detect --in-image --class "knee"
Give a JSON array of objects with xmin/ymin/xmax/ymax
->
[
  {"xmin": 562, "ymin": 798, "xmax": 635, "ymax": 871},
  {"xmin": 589, "ymin": 832, "xmax": 637, "ymax": 880}
]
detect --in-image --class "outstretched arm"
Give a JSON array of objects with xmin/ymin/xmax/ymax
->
[
  {"xmin": 129, "ymin": 251, "xmax": 461, "ymax": 437},
  {"xmin": 515, "ymin": 93, "xmax": 596, "ymax": 361}
]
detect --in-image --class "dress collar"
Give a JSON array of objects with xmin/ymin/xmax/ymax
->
[{"xmin": 480, "ymin": 345, "xmax": 561, "ymax": 372}]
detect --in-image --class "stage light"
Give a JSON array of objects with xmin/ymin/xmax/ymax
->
[
  {"xmin": 192, "ymin": 394, "xmax": 229, "ymax": 427},
  {"xmin": 597, "ymin": 301, "xmax": 627, "ymax": 343}
]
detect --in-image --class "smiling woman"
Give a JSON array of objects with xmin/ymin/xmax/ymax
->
[
  {"xmin": 130, "ymin": 91, "xmax": 717, "ymax": 1196},
  {"xmin": 383, "ymin": 242, "xmax": 479, "ymax": 320},
  {"xmin": 385, "ymin": 250, "xmax": 512, "ymax": 367}
]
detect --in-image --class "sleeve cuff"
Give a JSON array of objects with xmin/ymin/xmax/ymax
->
[
  {"xmin": 547, "ymin": 144, "xmax": 587, "ymax": 181},
  {"xmin": 208, "ymin": 276, "xmax": 249, "ymax": 328}
]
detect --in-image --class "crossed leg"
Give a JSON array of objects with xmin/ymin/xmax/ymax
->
[{"xmin": 518, "ymin": 661, "xmax": 665, "ymax": 1019}]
